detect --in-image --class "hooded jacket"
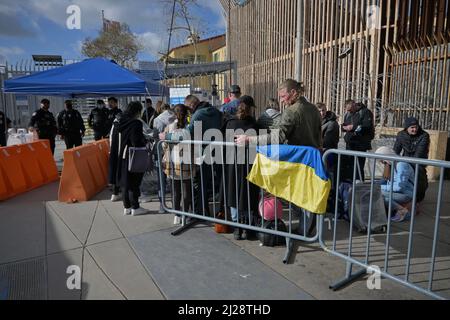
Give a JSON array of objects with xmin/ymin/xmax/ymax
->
[
  {"xmin": 167, "ymin": 102, "xmax": 222, "ymax": 141},
  {"xmin": 153, "ymin": 110, "xmax": 176, "ymax": 133},
  {"xmin": 321, "ymin": 111, "xmax": 340, "ymax": 150},
  {"xmin": 257, "ymin": 108, "xmax": 281, "ymax": 130},
  {"xmin": 116, "ymin": 114, "xmax": 146, "ymax": 188}
]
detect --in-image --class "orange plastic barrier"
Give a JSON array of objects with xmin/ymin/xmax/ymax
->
[
  {"xmin": 31, "ymin": 140, "xmax": 59, "ymax": 183},
  {"xmin": 0, "ymin": 146, "xmax": 28, "ymax": 199},
  {"xmin": 0, "ymin": 157, "xmax": 8, "ymax": 199},
  {"xmin": 0, "ymin": 139, "xmax": 58, "ymax": 201},
  {"xmin": 12, "ymin": 144, "xmax": 45, "ymax": 190},
  {"xmin": 92, "ymin": 139, "xmax": 110, "ymax": 187},
  {"xmin": 58, "ymin": 140, "xmax": 110, "ymax": 202}
]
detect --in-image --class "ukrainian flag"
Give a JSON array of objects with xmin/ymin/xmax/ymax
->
[{"xmin": 247, "ymin": 145, "xmax": 331, "ymax": 214}]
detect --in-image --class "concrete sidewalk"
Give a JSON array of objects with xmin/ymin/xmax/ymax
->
[{"xmin": 0, "ymin": 181, "xmax": 449, "ymax": 300}]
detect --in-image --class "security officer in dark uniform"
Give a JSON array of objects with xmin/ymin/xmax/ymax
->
[
  {"xmin": 88, "ymin": 100, "xmax": 109, "ymax": 141},
  {"xmin": 107, "ymin": 97, "xmax": 122, "ymax": 136},
  {"xmin": 28, "ymin": 99, "xmax": 57, "ymax": 154},
  {"xmin": 57, "ymin": 100, "xmax": 85, "ymax": 150},
  {"xmin": 0, "ymin": 110, "xmax": 12, "ymax": 147},
  {"xmin": 141, "ymin": 98, "xmax": 154, "ymax": 125}
]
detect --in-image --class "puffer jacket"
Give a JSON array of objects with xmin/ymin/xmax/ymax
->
[{"xmin": 394, "ymin": 128, "xmax": 430, "ymax": 159}]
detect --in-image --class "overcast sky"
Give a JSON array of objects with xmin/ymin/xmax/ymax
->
[{"xmin": 0, "ymin": 0, "xmax": 226, "ymax": 65}]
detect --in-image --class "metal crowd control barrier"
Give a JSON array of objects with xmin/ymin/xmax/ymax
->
[
  {"xmin": 156, "ymin": 140, "xmax": 320, "ymax": 264},
  {"xmin": 156, "ymin": 139, "xmax": 450, "ymax": 299},
  {"xmin": 321, "ymin": 149, "xmax": 450, "ymax": 300}
]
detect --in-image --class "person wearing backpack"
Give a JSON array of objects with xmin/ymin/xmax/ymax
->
[
  {"xmin": 318, "ymin": 102, "xmax": 340, "ymax": 213},
  {"xmin": 221, "ymin": 95, "xmax": 260, "ymax": 240},
  {"xmin": 376, "ymin": 147, "xmax": 416, "ymax": 222},
  {"xmin": 256, "ymin": 98, "xmax": 281, "ymax": 130}
]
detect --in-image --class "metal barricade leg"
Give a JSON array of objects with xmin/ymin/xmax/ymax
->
[
  {"xmin": 171, "ymin": 218, "xmax": 202, "ymax": 236},
  {"xmin": 329, "ymin": 263, "xmax": 366, "ymax": 291},
  {"xmin": 329, "ymin": 153, "xmax": 367, "ymax": 290},
  {"xmin": 283, "ymin": 237, "xmax": 294, "ymax": 264}
]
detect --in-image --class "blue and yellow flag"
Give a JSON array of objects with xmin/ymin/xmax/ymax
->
[{"xmin": 247, "ymin": 145, "xmax": 331, "ymax": 214}]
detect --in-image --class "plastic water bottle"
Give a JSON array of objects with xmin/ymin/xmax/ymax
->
[{"xmin": 17, "ymin": 129, "xmax": 26, "ymax": 144}]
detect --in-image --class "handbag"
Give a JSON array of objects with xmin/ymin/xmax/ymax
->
[{"xmin": 128, "ymin": 146, "xmax": 151, "ymax": 173}]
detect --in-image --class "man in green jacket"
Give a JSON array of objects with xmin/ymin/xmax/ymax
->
[
  {"xmin": 236, "ymin": 79, "xmax": 323, "ymax": 238},
  {"xmin": 236, "ymin": 79, "xmax": 322, "ymax": 148}
]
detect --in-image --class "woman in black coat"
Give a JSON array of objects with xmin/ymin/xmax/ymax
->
[
  {"xmin": 221, "ymin": 96, "xmax": 260, "ymax": 240},
  {"xmin": 117, "ymin": 101, "xmax": 148, "ymax": 216}
]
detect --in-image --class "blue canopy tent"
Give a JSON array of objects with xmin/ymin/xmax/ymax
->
[{"xmin": 3, "ymin": 58, "xmax": 167, "ymax": 98}]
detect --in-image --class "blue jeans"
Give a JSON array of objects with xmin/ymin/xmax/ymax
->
[
  {"xmin": 382, "ymin": 191, "xmax": 412, "ymax": 212},
  {"xmin": 230, "ymin": 207, "xmax": 251, "ymax": 223}
]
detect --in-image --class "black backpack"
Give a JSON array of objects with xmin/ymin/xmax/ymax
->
[
  {"xmin": 357, "ymin": 108, "xmax": 375, "ymax": 141},
  {"xmin": 412, "ymin": 165, "xmax": 429, "ymax": 203},
  {"xmin": 257, "ymin": 219, "xmax": 287, "ymax": 247}
]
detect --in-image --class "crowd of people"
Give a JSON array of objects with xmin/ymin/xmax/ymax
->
[
  {"xmin": 19, "ymin": 79, "xmax": 431, "ymax": 233},
  {"xmin": 25, "ymin": 97, "xmax": 122, "ymax": 154},
  {"xmin": 103, "ymin": 79, "xmax": 431, "ymax": 241}
]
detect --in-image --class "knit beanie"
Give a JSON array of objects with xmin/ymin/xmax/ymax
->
[{"xmin": 404, "ymin": 117, "xmax": 419, "ymax": 129}]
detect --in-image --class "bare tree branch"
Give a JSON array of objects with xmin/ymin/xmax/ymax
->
[{"xmin": 161, "ymin": 0, "xmax": 206, "ymax": 64}]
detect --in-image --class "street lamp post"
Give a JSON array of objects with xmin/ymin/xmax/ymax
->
[{"xmin": 295, "ymin": 0, "xmax": 304, "ymax": 82}]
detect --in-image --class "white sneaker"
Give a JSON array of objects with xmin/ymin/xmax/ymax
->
[
  {"xmin": 139, "ymin": 196, "xmax": 152, "ymax": 203},
  {"xmin": 173, "ymin": 216, "xmax": 182, "ymax": 225},
  {"xmin": 132, "ymin": 207, "xmax": 150, "ymax": 216},
  {"xmin": 111, "ymin": 194, "xmax": 122, "ymax": 202},
  {"xmin": 124, "ymin": 208, "xmax": 132, "ymax": 216}
]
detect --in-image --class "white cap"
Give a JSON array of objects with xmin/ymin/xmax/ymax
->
[{"xmin": 375, "ymin": 146, "xmax": 396, "ymax": 156}]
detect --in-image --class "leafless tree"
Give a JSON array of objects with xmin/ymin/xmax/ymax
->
[{"xmin": 162, "ymin": 0, "xmax": 207, "ymax": 64}]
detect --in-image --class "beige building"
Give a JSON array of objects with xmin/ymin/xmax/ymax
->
[
  {"xmin": 166, "ymin": 34, "xmax": 226, "ymax": 64},
  {"xmin": 162, "ymin": 34, "xmax": 228, "ymax": 104}
]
